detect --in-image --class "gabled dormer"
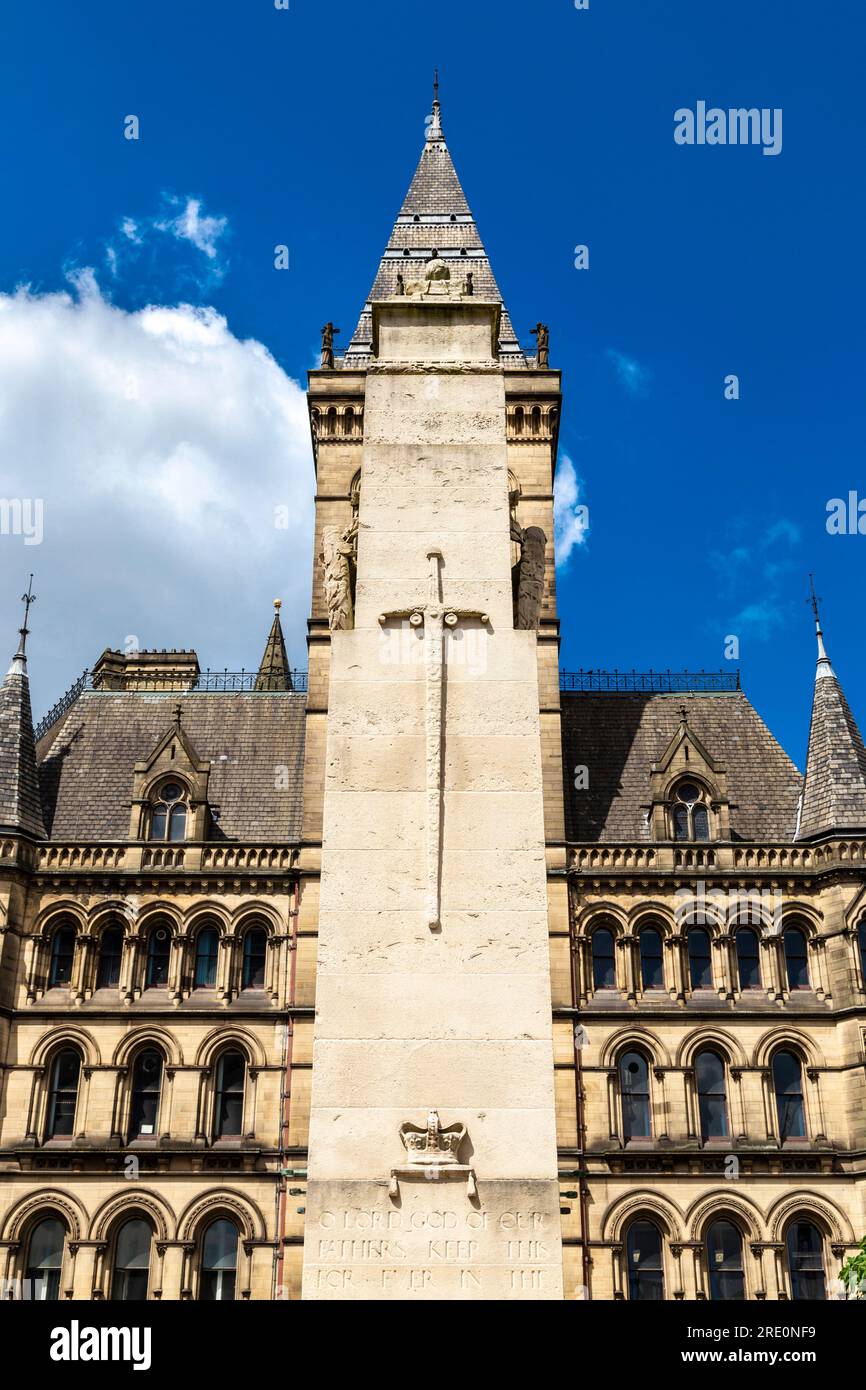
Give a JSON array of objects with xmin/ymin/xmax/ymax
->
[
  {"xmin": 649, "ymin": 705, "xmax": 731, "ymax": 841},
  {"xmin": 128, "ymin": 705, "xmax": 211, "ymax": 841}
]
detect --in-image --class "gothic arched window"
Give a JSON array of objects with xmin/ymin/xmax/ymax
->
[
  {"xmin": 46, "ymin": 1049, "xmax": 81, "ymax": 1138},
  {"xmin": 639, "ymin": 927, "xmax": 664, "ymax": 991},
  {"xmin": 194, "ymin": 927, "xmax": 219, "ymax": 989},
  {"xmin": 773, "ymin": 1050, "xmax": 806, "ymax": 1140},
  {"xmin": 26, "ymin": 1217, "xmax": 65, "ymax": 1301},
  {"xmin": 145, "ymin": 927, "xmax": 171, "ymax": 989},
  {"xmin": 111, "ymin": 1219, "xmax": 152, "ymax": 1301},
  {"xmin": 214, "ymin": 1051, "xmax": 246, "ymax": 1138},
  {"xmin": 672, "ymin": 782, "xmax": 711, "ymax": 841},
  {"xmin": 735, "ymin": 928, "xmax": 761, "ymax": 990},
  {"xmin": 859, "ymin": 921, "xmax": 866, "ymax": 988},
  {"xmin": 96, "ymin": 926, "xmax": 123, "ymax": 989},
  {"xmin": 129, "ymin": 1050, "xmax": 163, "ymax": 1139},
  {"xmin": 148, "ymin": 780, "xmax": 188, "ymax": 843},
  {"xmin": 48, "ymin": 925, "xmax": 75, "ymax": 988},
  {"xmin": 695, "ymin": 1050, "xmax": 728, "ymax": 1140},
  {"xmin": 786, "ymin": 1221, "xmax": 826, "ymax": 1300},
  {"xmin": 783, "ymin": 927, "xmax": 810, "ymax": 990},
  {"xmin": 591, "ymin": 927, "xmax": 616, "ymax": 990},
  {"xmin": 241, "ymin": 928, "xmax": 267, "ymax": 990},
  {"xmin": 199, "ymin": 1220, "xmax": 238, "ymax": 1301},
  {"xmin": 620, "ymin": 1051, "xmax": 651, "ymax": 1140},
  {"xmin": 707, "ymin": 1220, "xmax": 745, "ymax": 1300},
  {"xmin": 626, "ymin": 1221, "xmax": 664, "ymax": 1301},
  {"xmin": 687, "ymin": 928, "xmax": 713, "ymax": 989}
]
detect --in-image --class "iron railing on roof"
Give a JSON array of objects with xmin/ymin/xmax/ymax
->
[
  {"xmin": 559, "ymin": 669, "xmax": 741, "ymax": 693},
  {"xmin": 35, "ymin": 668, "xmax": 309, "ymax": 743}
]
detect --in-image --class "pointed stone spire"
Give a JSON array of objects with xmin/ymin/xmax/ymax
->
[
  {"xmin": 255, "ymin": 599, "xmax": 293, "ymax": 692},
  {"xmin": 0, "ymin": 577, "xmax": 47, "ymax": 838},
  {"xmin": 345, "ymin": 80, "xmax": 525, "ymax": 364},
  {"xmin": 796, "ymin": 580, "xmax": 866, "ymax": 840}
]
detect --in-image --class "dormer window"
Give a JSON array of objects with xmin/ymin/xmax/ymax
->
[
  {"xmin": 672, "ymin": 781, "xmax": 710, "ymax": 841},
  {"xmin": 149, "ymin": 781, "xmax": 188, "ymax": 842}
]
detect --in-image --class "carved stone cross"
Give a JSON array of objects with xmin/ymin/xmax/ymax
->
[{"xmin": 379, "ymin": 549, "xmax": 489, "ymax": 930}]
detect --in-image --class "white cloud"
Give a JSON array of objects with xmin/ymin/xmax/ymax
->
[
  {"xmin": 154, "ymin": 197, "xmax": 228, "ymax": 261},
  {"xmin": 606, "ymin": 348, "xmax": 651, "ymax": 397},
  {"xmin": 0, "ymin": 273, "xmax": 314, "ymax": 715},
  {"xmin": 554, "ymin": 455, "xmax": 589, "ymax": 567},
  {"xmin": 104, "ymin": 196, "xmax": 229, "ymax": 292}
]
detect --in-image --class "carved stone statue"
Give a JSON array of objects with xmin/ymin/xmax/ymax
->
[
  {"xmin": 515, "ymin": 525, "xmax": 546, "ymax": 630},
  {"xmin": 320, "ymin": 322, "xmax": 340, "ymax": 369},
  {"xmin": 425, "ymin": 247, "xmax": 450, "ymax": 283},
  {"xmin": 530, "ymin": 322, "xmax": 549, "ymax": 368},
  {"xmin": 464, "ymin": 270, "xmax": 474, "ymax": 296},
  {"xmin": 395, "ymin": 271, "xmax": 405, "ymax": 296},
  {"xmin": 320, "ymin": 517, "xmax": 358, "ymax": 630}
]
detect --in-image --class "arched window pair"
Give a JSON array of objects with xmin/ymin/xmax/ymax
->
[
  {"xmin": 109, "ymin": 1217, "xmax": 239, "ymax": 1301},
  {"xmin": 672, "ymin": 782, "xmax": 710, "ymax": 842},
  {"xmin": 192, "ymin": 926, "xmax": 266, "ymax": 991},
  {"xmin": 626, "ymin": 1219, "xmax": 746, "ymax": 1300},
  {"xmin": 735, "ymin": 925, "xmax": 810, "ymax": 992},
  {"xmin": 593, "ymin": 924, "xmax": 665, "ymax": 993},
  {"xmin": 47, "ymin": 921, "xmax": 126, "ymax": 991},
  {"xmin": 618, "ymin": 1048, "xmax": 732, "ymax": 1144},
  {"xmin": 148, "ymin": 780, "xmax": 188, "ymax": 842}
]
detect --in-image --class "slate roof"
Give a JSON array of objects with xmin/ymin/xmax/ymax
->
[
  {"xmin": 37, "ymin": 691, "xmax": 306, "ymax": 842},
  {"xmin": 0, "ymin": 662, "xmax": 46, "ymax": 838},
  {"xmin": 561, "ymin": 691, "xmax": 803, "ymax": 843},
  {"xmin": 345, "ymin": 95, "xmax": 525, "ymax": 364},
  {"xmin": 797, "ymin": 644, "xmax": 866, "ymax": 840}
]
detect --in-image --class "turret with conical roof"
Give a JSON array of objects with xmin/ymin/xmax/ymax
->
[
  {"xmin": 345, "ymin": 75, "xmax": 525, "ymax": 365},
  {"xmin": 0, "ymin": 576, "xmax": 46, "ymax": 839},
  {"xmin": 255, "ymin": 599, "xmax": 293, "ymax": 691},
  {"xmin": 796, "ymin": 577, "xmax": 866, "ymax": 840}
]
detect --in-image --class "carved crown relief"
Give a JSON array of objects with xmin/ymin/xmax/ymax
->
[{"xmin": 389, "ymin": 1109, "xmax": 477, "ymax": 1200}]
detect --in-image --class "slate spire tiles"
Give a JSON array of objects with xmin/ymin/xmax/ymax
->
[
  {"xmin": 255, "ymin": 599, "xmax": 293, "ymax": 692},
  {"xmin": 345, "ymin": 90, "xmax": 525, "ymax": 364},
  {"xmin": 797, "ymin": 607, "xmax": 866, "ymax": 840},
  {"xmin": 0, "ymin": 601, "xmax": 46, "ymax": 839}
]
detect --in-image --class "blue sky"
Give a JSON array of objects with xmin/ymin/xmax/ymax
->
[{"xmin": 0, "ymin": 0, "xmax": 863, "ymax": 766}]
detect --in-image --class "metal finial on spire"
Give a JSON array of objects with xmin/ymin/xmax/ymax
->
[
  {"xmin": 808, "ymin": 573, "xmax": 833, "ymax": 675},
  {"xmin": 426, "ymin": 69, "xmax": 443, "ymax": 142},
  {"xmin": 9, "ymin": 573, "xmax": 36, "ymax": 674},
  {"xmin": 173, "ymin": 702, "xmax": 183, "ymax": 728}
]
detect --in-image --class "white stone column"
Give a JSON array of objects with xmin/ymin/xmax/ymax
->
[{"xmin": 302, "ymin": 297, "xmax": 563, "ymax": 1300}]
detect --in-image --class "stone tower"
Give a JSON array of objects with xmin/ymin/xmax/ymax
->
[{"xmin": 299, "ymin": 86, "xmax": 565, "ymax": 1300}]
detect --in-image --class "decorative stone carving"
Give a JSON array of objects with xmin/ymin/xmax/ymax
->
[
  {"xmin": 319, "ymin": 322, "xmax": 340, "ymax": 369},
  {"xmin": 515, "ymin": 525, "xmax": 546, "ymax": 630},
  {"xmin": 389, "ymin": 1108, "xmax": 477, "ymax": 1199},
  {"xmin": 320, "ymin": 518, "xmax": 358, "ymax": 630},
  {"xmin": 530, "ymin": 321, "xmax": 549, "ymax": 367},
  {"xmin": 403, "ymin": 247, "xmax": 475, "ymax": 300}
]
